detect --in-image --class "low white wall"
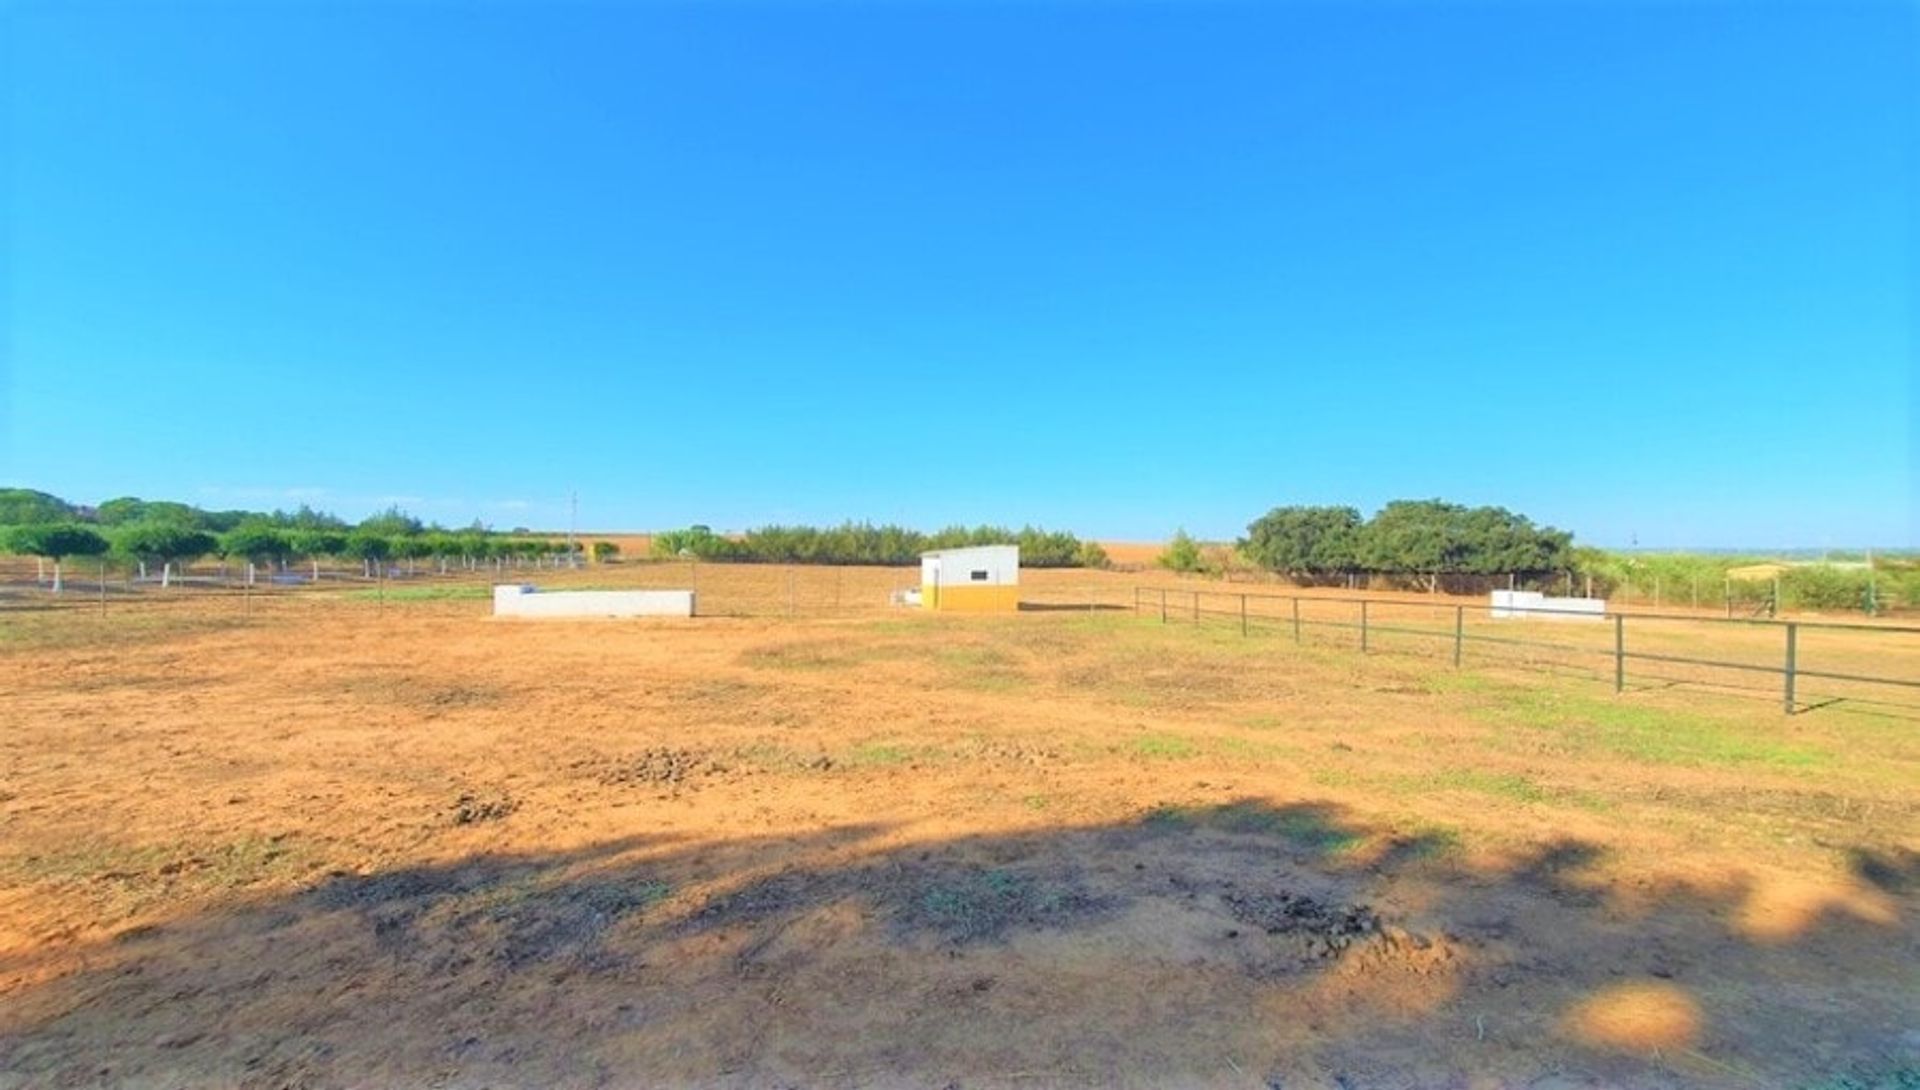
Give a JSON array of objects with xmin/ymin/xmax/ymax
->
[
  {"xmin": 1490, "ymin": 589, "xmax": 1606, "ymax": 621},
  {"xmin": 493, "ymin": 585, "xmax": 695, "ymax": 618}
]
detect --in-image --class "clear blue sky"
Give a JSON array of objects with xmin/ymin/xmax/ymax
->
[{"xmin": 3, "ymin": 2, "xmax": 1913, "ymax": 548}]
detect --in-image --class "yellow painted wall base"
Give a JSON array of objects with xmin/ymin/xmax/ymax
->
[{"xmin": 922, "ymin": 583, "xmax": 1020, "ymax": 613}]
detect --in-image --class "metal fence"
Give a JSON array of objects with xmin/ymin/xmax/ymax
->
[{"xmin": 1132, "ymin": 585, "xmax": 1920, "ymax": 717}]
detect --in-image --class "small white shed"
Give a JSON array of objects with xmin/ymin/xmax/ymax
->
[{"xmin": 920, "ymin": 545, "xmax": 1020, "ymax": 612}]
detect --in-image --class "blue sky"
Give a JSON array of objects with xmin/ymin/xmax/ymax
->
[{"xmin": 2, "ymin": 2, "xmax": 1913, "ymax": 548}]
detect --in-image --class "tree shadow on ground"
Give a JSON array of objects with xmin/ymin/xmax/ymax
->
[{"xmin": 0, "ymin": 803, "xmax": 1914, "ymax": 1090}]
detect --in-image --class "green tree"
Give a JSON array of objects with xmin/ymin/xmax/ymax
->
[
  {"xmin": 592, "ymin": 541, "xmax": 620, "ymax": 563},
  {"xmin": 359, "ymin": 506, "xmax": 423, "ymax": 536},
  {"xmin": 95, "ymin": 497, "xmax": 151, "ymax": 526},
  {"xmin": 0, "ymin": 488, "xmax": 78, "ymax": 525},
  {"xmin": 1158, "ymin": 529, "xmax": 1205, "ymax": 574},
  {"xmin": 1075, "ymin": 541, "xmax": 1111, "ymax": 569},
  {"xmin": 112, "ymin": 523, "xmax": 218, "ymax": 587},
  {"xmin": 345, "ymin": 531, "xmax": 393, "ymax": 577},
  {"xmin": 220, "ymin": 525, "xmax": 292, "ymax": 569},
  {"xmin": 1241, "ymin": 506, "xmax": 1364, "ymax": 577},
  {"xmin": 3, "ymin": 524, "xmax": 108, "ymax": 592}
]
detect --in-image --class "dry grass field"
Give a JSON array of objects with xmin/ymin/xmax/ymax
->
[{"xmin": 2, "ymin": 564, "xmax": 1916, "ymax": 1089}]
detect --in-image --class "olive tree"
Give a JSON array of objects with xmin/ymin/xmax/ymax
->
[
  {"xmin": 113, "ymin": 523, "xmax": 218, "ymax": 588},
  {"xmin": 345, "ymin": 531, "xmax": 393, "ymax": 578},
  {"xmin": 290, "ymin": 529, "xmax": 348, "ymax": 582},
  {"xmin": 4, "ymin": 524, "xmax": 108, "ymax": 592},
  {"xmin": 220, "ymin": 525, "xmax": 292, "ymax": 585}
]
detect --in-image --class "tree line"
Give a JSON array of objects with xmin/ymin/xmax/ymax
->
[
  {"xmin": 651, "ymin": 523, "xmax": 1109, "ymax": 568},
  {"xmin": 0, "ymin": 489, "xmax": 602, "ymax": 591}
]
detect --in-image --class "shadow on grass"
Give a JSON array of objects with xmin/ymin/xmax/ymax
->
[{"xmin": 0, "ymin": 804, "xmax": 1913, "ymax": 1089}]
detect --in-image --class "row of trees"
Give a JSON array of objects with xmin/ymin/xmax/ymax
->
[
  {"xmin": 652, "ymin": 523, "xmax": 1109, "ymax": 568},
  {"xmin": 0, "ymin": 521, "xmax": 608, "ymax": 592}
]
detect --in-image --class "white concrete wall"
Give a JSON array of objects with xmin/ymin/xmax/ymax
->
[
  {"xmin": 494, "ymin": 585, "xmax": 695, "ymax": 618},
  {"xmin": 1490, "ymin": 590, "xmax": 1606, "ymax": 621},
  {"xmin": 921, "ymin": 545, "xmax": 1019, "ymax": 587}
]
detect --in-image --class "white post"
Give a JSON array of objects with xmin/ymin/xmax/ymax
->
[
  {"xmin": 247, "ymin": 562, "xmax": 256, "ymax": 587},
  {"xmin": 161, "ymin": 562, "xmax": 173, "ymax": 589},
  {"xmin": 51, "ymin": 559, "xmax": 63, "ymax": 594}
]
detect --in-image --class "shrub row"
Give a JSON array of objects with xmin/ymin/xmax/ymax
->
[{"xmin": 652, "ymin": 523, "xmax": 1108, "ymax": 568}]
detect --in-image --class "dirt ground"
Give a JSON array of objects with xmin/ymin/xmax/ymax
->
[{"xmin": 1, "ymin": 573, "xmax": 1916, "ymax": 1089}]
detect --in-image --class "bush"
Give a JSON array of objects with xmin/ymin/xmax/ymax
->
[
  {"xmin": 649, "ymin": 522, "xmax": 1104, "ymax": 567},
  {"xmin": 1158, "ymin": 530, "xmax": 1205, "ymax": 574}
]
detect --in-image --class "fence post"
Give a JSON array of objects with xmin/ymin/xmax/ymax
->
[
  {"xmin": 1193, "ymin": 591, "xmax": 1200, "ymax": 623},
  {"xmin": 1240, "ymin": 594, "xmax": 1248, "ymax": 637},
  {"xmin": 1292, "ymin": 597, "xmax": 1301, "ymax": 643},
  {"xmin": 99, "ymin": 562, "xmax": 107, "ymax": 617},
  {"xmin": 1160, "ymin": 588, "xmax": 1167, "ymax": 624},
  {"xmin": 1453, "ymin": 605, "xmax": 1464, "ymax": 668},
  {"xmin": 1360, "ymin": 600, "xmax": 1369, "ymax": 652},
  {"xmin": 1613, "ymin": 613, "xmax": 1625, "ymax": 693},
  {"xmin": 1783, "ymin": 622, "xmax": 1798, "ymax": 715}
]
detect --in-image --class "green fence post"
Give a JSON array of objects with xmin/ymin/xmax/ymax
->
[
  {"xmin": 1613, "ymin": 613, "xmax": 1625, "ymax": 693},
  {"xmin": 1360, "ymin": 600, "xmax": 1369, "ymax": 653},
  {"xmin": 1453, "ymin": 605, "xmax": 1464, "ymax": 668},
  {"xmin": 1783, "ymin": 622, "xmax": 1798, "ymax": 715},
  {"xmin": 1292, "ymin": 597, "xmax": 1301, "ymax": 643}
]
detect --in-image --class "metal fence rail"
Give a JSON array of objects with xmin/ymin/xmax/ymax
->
[{"xmin": 1132, "ymin": 585, "xmax": 1920, "ymax": 716}]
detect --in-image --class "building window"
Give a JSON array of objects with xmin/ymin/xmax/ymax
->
[{"xmin": 970, "ymin": 570, "xmax": 989, "ymax": 582}]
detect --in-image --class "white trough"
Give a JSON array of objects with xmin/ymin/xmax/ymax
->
[
  {"xmin": 493, "ymin": 584, "xmax": 695, "ymax": 618},
  {"xmin": 1489, "ymin": 589, "xmax": 1606, "ymax": 621}
]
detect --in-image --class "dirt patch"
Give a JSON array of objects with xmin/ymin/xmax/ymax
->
[
  {"xmin": 450, "ymin": 791, "xmax": 517, "ymax": 825},
  {"xmin": 571, "ymin": 748, "xmax": 742, "ymax": 793}
]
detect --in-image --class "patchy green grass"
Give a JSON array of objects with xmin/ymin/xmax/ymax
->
[
  {"xmin": 2, "ymin": 833, "xmax": 308, "ymax": 914},
  {"xmin": 895, "ymin": 866, "xmax": 1115, "ymax": 943},
  {"xmin": 1389, "ymin": 823, "xmax": 1464, "ymax": 861},
  {"xmin": 1131, "ymin": 733, "xmax": 1199, "ymax": 759},
  {"xmin": 343, "ymin": 584, "xmax": 491, "ymax": 602},
  {"xmin": 1471, "ymin": 686, "xmax": 1829, "ymax": 769},
  {"xmin": 1419, "ymin": 768, "xmax": 1550, "ymax": 803}
]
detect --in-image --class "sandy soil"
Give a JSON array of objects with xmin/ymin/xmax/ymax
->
[{"xmin": 0, "ymin": 579, "xmax": 1916, "ymax": 1089}]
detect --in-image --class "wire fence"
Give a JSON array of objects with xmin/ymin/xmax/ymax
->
[
  {"xmin": 1131, "ymin": 585, "xmax": 1920, "ymax": 718},
  {"xmin": 8, "ymin": 558, "xmax": 1913, "ymax": 717}
]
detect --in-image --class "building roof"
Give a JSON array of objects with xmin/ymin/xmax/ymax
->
[{"xmin": 920, "ymin": 544, "xmax": 1019, "ymax": 559}]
